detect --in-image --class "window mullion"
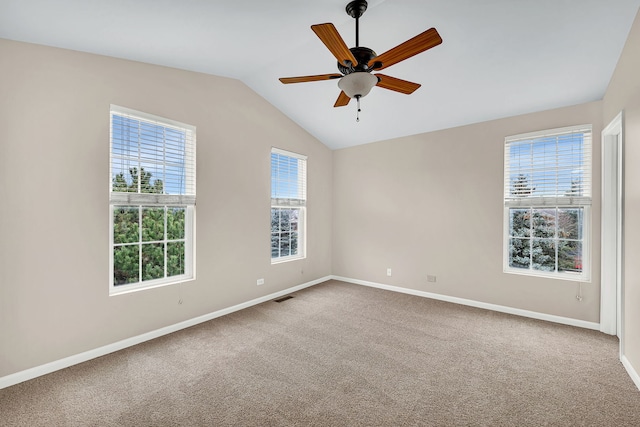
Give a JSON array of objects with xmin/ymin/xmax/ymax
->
[
  {"xmin": 163, "ymin": 127, "xmax": 166, "ymax": 195},
  {"xmin": 164, "ymin": 206, "xmax": 168, "ymax": 279},
  {"xmin": 137, "ymin": 122, "xmax": 141, "ymax": 194},
  {"xmin": 529, "ymin": 208, "xmax": 533, "ymax": 270},
  {"xmin": 138, "ymin": 205, "xmax": 143, "ymax": 283},
  {"xmin": 554, "ymin": 208, "xmax": 559, "ymax": 273}
]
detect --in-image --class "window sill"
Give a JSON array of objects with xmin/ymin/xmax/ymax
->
[
  {"xmin": 271, "ymin": 255, "xmax": 305, "ymax": 265},
  {"xmin": 110, "ymin": 275, "xmax": 195, "ymax": 296},
  {"xmin": 504, "ymin": 267, "xmax": 590, "ymax": 283}
]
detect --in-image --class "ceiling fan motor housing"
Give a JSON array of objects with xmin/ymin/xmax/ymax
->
[{"xmin": 338, "ymin": 47, "xmax": 379, "ymax": 75}]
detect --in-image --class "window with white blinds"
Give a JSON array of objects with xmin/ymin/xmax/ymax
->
[
  {"xmin": 110, "ymin": 106, "xmax": 196, "ymax": 205},
  {"xmin": 503, "ymin": 125, "xmax": 591, "ymax": 281},
  {"xmin": 271, "ymin": 148, "xmax": 307, "ymax": 262},
  {"xmin": 109, "ymin": 105, "xmax": 196, "ymax": 294},
  {"xmin": 505, "ymin": 125, "xmax": 592, "ymax": 206}
]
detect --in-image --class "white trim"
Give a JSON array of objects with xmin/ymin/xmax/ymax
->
[
  {"xmin": 270, "ymin": 253, "xmax": 305, "ymax": 265},
  {"xmin": 503, "ymin": 266, "xmax": 590, "ymax": 283},
  {"xmin": 110, "ymin": 104, "xmax": 196, "ymax": 133},
  {"xmin": 271, "ymin": 147, "xmax": 307, "ymax": 160},
  {"xmin": 505, "ymin": 197, "xmax": 592, "ymax": 207},
  {"xmin": 0, "ymin": 276, "xmax": 332, "ymax": 390},
  {"xmin": 332, "ymin": 275, "xmax": 600, "ymax": 331},
  {"xmin": 505, "ymin": 124, "xmax": 593, "ymax": 143},
  {"xmin": 271, "ymin": 198, "xmax": 306, "ymax": 207},
  {"xmin": 600, "ymin": 112, "xmax": 624, "ymax": 338},
  {"xmin": 110, "ymin": 193, "xmax": 196, "ymax": 206},
  {"xmin": 622, "ymin": 355, "xmax": 640, "ymax": 391},
  {"xmin": 109, "ymin": 275, "xmax": 196, "ymax": 297}
]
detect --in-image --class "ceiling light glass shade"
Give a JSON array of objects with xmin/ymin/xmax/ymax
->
[{"xmin": 338, "ymin": 72, "xmax": 378, "ymax": 98}]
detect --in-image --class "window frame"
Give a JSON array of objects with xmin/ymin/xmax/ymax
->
[
  {"xmin": 109, "ymin": 105, "xmax": 196, "ymax": 295},
  {"xmin": 503, "ymin": 125, "xmax": 592, "ymax": 282},
  {"xmin": 270, "ymin": 148, "xmax": 307, "ymax": 264}
]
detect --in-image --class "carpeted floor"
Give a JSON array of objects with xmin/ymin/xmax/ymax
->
[{"xmin": 1, "ymin": 280, "xmax": 639, "ymax": 426}]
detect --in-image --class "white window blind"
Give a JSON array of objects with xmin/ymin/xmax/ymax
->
[
  {"xmin": 110, "ymin": 105, "xmax": 196, "ymax": 206},
  {"xmin": 271, "ymin": 148, "xmax": 307, "ymax": 207},
  {"xmin": 504, "ymin": 125, "xmax": 592, "ymax": 207}
]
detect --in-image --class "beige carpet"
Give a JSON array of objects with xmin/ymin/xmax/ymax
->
[{"xmin": 1, "ymin": 280, "xmax": 639, "ymax": 426}]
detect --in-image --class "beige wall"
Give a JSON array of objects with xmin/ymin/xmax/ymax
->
[
  {"xmin": 603, "ymin": 10, "xmax": 640, "ymax": 376},
  {"xmin": 0, "ymin": 39, "xmax": 332, "ymax": 377},
  {"xmin": 333, "ymin": 102, "xmax": 603, "ymax": 322}
]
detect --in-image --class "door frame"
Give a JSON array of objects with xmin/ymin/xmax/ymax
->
[{"xmin": 600, "ymin": 112, "xmax": 623, "ymax": 348}]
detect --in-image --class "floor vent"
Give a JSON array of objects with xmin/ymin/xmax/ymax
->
[{"xmin": 274, "ymin": 295, "xmax": 294, "ymax": 303}]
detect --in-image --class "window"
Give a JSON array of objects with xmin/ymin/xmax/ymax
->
[
  {"xmin": 504, "ymin": 125, "xmax": 591, "ymax": 281},
  {"xmin": 109, "ymin": 105, "xmax": 195, "ymax": 294},
  {"xmin": 271, "ymin": 148, "xmax": 307, "ymax": 263}
]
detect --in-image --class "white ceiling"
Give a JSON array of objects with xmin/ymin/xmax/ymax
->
[{"xmin": 1, "ymin": 0, "xmax": 639, "ymax": 149}]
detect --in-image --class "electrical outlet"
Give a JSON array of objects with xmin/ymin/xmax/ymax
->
[
  {"xmin": 257, "ymin": 278, "xmax": 265, "ymax": 286},
  {"xmin": 387, "ymin": 268, "xmax": 392, "ymax": 277},
  {"xmin": 427, "ymin": 275, "xmax": 437, "ymax": 283}
]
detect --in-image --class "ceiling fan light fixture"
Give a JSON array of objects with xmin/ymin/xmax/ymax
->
[{"xmin": 338, "ymin": 72, "xmax": 378, "ymax": 98}]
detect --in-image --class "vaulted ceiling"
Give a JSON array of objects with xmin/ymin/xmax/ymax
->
[{"xmin": 1, "ymin": 0, "xmax": 639, "ymax": 149}]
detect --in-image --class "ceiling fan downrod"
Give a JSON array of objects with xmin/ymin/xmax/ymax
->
[
  {"xmin": 345, "ymin": 0, "xmax": 368, "ymax": 48},
  {"xmin": 346, "ymin": 0, "xmax": 369, "ymax": 122}
]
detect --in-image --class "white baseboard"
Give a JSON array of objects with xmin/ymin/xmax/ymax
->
[
  {"xmin": 0, "ymin": 275, "xmax": 331, "ymax": 390},
  {"xmin": 0, "ymin": 275, "xmax": 605, "ymax": 390},
  {"xmin": 332, "ymin": 275, "xmax": 601, "ymax": 331},
  {"xmin": 622, "ymin": 355, "xmax": 640, "ymax": 391}
]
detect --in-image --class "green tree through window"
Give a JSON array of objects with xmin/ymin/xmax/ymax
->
[{"xmin": 112, "ymin": 168, "xmax": 186, "ymax": 285}]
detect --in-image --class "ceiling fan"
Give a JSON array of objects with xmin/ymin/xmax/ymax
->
[{"xmin": 279, "ymin": 0, "xmax": 442, "ymax": 119}]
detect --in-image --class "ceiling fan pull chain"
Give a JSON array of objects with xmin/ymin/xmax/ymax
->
[{"xmin": 356, "ymin": 96, "xmax": 361, "ymax": 122}]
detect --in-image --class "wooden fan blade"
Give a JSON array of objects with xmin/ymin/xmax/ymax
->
[
  {"xmin": 312, "ymin": 23, "xmax": 359, "ymax": 67},
  {"xmin": 375, "ymin": 74, "xmax": 421, "ymax": 94},
  {"xmin": 334, "ymin": 91, "xmax": 351, "ymax": 107},
  {"xmin": 279, "ymin": 74, "xmax": 343, "ymax": 84},
  {"xmin": 369, "ymin": 28, "xmax": 442, "ymax": 70}
]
